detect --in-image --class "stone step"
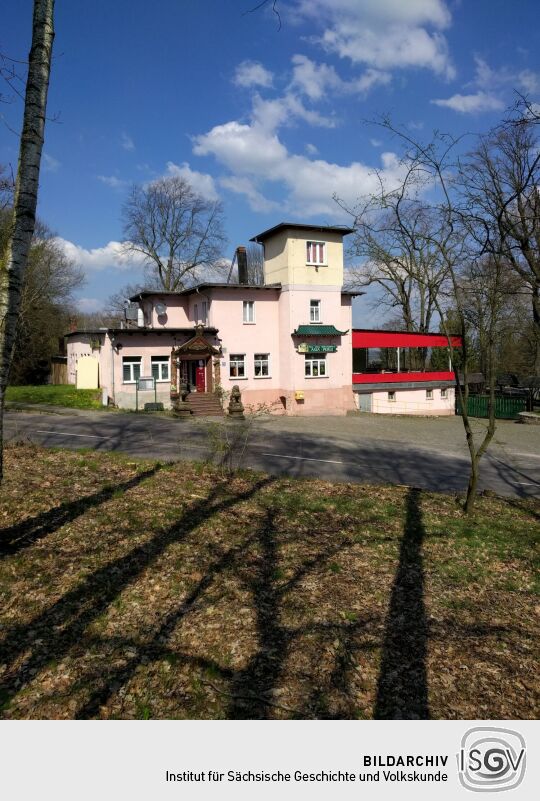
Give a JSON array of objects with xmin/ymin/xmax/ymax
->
[{"xmin": 186, "ymin": 394, "xmax": 224, "ymax": 416}]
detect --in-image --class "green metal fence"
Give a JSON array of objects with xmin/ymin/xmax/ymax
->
[{"xmin": 456, "ymin": 395, "xmax": 527, "ymax": 419}]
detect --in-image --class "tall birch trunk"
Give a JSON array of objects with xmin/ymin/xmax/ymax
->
[{"xmin": 0, "ymin": 0, "xmax": 55, "ymax": 481}]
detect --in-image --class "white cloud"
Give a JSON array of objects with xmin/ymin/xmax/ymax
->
[
  {"xmin": 165, "ymin": 161, "xmax": 219, "ymax": 200},
  {"xmin": 353, "ymin": 68, "xmax": 392, "ymax": 93},
  {"xmin": 233, "ymin": 60, "xmax": 274, "ymax": 89},
  {"xmin": 54, "ymin": 238, "xmax": 146, "ymax": 272},
  {"xmin": 434, "ymin": 57, "xmax": 540, "ymax": 114},
  {"xmin": 517, "ymin": 70, "xmax": 540, "ymax": 94},
  {"xmin": 431, "ymin": 91, "xmax": 505, "ymax": 113},
  {"xmin": 370, "ymin": 138, "xmax": 382, "ymax": 147},
  {"xmin": 290, "ymin": 54, "xmax": 343, "ymax": 100},
  {"xmin": 194, "ymin": 120, "xmax": 288, "ymax": 176},
  {"xmin": 294, "ymin": 0, "xmax": 455, "ymax": 79},
  {"xmin": 43, "ymin": 153, "xmax": 60, "ymax": 172},
  {"xmin": 289, "ymin": 54, "xmax": 391, "ymax": 100},
  {"xmin": 97, "ymin": 174, "xmax": 128, "ymax": 190},
  {"xmin": 76, "ymin": 297, "xmax": 104, "ymax": 313},
  {"xmin": 192, "ymin": 38, "xmax": 412, "ymax": 217},
  {"xmin": 219, "ymin": 175, "xmax": 280, "ymax": 213},
  {"xmin": 194, "ymin": 115, "xmax": 407, "ymax": 216},
  {"xmin": 251, "ymin": 92, "xmax": 337, "ymax": 130},
  {"xmin": 472, "ymin": 56, "xmax": 540, "ymax": 95},
  {"xmin": 121, "ymin": 132, "xmax": 135, "ymax": 151}
]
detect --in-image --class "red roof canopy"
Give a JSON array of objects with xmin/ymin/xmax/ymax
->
[{"xmin": 352, "ymin": 330, "xmax": 462, "ymax": 349}]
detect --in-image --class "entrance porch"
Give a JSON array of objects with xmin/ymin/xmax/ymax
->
[{"xmin": 171, "ymin": 324, "xmax": 221, "ymax": 396}]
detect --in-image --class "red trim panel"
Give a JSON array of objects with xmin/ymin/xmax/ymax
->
[
  {"xmin": 353, "ymin": 371, "xmax": 455, "ymax": 384},
  {"xmin": 352, "ymin": 330, "xmax": 462, "ymax": 348}
]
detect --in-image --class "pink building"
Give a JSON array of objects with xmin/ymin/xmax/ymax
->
[{"xmin": 66, "ymin": 223, "xmax": 359, "ymax": 415}]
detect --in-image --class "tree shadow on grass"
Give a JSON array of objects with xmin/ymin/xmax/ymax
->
[
  {"xmin": 73, "ymin": 506, "xmax": 357, "ymax": 720},
  {"xmin": 374, "ymin": 487, "xmax": 429, "ymax": 719},
  {"xmin": 0, "ymin": 466, "xmax": 161, "ymax": 558},
  {"xmin": 0, "ymin": 475, "xmax": 274, "ymax": 712}
]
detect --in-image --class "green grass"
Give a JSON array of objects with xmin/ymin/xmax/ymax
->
[
  {"xmin": 6, "ymin": 384, "xmax": 103, "ymax": 410},
  {"xmin": 1, "ymin": 444, "xmax": 538, "ymax": 720}
]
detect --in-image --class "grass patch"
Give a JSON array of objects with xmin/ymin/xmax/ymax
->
[
  {"xmin": 6, "ymin": 384, "xmax": 103, "ymax": 410},
  {"xmin": 0, "ymin": 444, "xmax": 538, "ymax": 720}
]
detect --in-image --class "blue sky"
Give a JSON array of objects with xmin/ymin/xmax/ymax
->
[{"xmin": 2, "ymin": 0, "xmax": 539, "ymax": 325}]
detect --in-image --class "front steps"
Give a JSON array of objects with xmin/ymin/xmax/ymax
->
[{"xmin": 186, "ymin": 392, "xmax": 224, "ymax": 416}]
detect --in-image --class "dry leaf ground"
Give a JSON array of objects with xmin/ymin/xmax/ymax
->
[{"xmin": 0, "ymin": 443, "xmax": 538, "ymax": 719}]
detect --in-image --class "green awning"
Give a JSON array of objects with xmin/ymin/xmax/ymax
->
[{"xmin": 293, "ymin": 325, "xmax": 348, "ymax": 336}]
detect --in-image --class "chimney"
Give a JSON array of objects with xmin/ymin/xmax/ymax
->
[{"xmin": 236, "ymin": 246, "xmax": 248, "ymax": 284}]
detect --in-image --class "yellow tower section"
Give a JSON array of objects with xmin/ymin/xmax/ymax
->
[{"xmin": 251, "ymin": 223, "xmax": 353, "ymax": 288}]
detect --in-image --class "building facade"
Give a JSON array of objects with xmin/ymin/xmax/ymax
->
[{"xmin": 66, "ymin": 223, "xmax": 358, "ymax": 415}]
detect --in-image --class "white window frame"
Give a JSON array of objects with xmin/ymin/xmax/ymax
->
[
  {"xmin": 122, "ymin": 356, "xmax": 142, "ymax": 384},
  {"xmin": 254, "ymin": 353, "xmax": 270, "ymax": 378},
  {"xmin": 201, "ymin": 301, "xmax": 208, "ymax": 324},
  {"xmin": 305, "ymin": 354, "xmax": 327, "ymax": 378},
  {"xmin": 151, "ymin": 356, "xmax": 170, "ymax": 383},
  {"xmin": 243, "ymin": 300, "xmax": 255, "ymax": 324},
  {"xmin": 440, "ymin": 388, "xmax": 448, "ymax": 399},
  {"xmin": 306, "ymin": 240, "xmax": 326, "ymax": 266},
  {"xmin": 426, "ymin": 389, "xmax": 434, "ymax": 400},
  {"xmin": 310, "ymin": 299, "xmax": 321, "ymax": 323},
  {"xmin": 388, "ymin": 391, "xmax": 396, "ymax": 402},
  {"xmin": 229, "ymin": 353, "xmax": 246, "ymax": 379}
]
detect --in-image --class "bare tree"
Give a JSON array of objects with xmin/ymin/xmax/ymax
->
[
  {"xmin": 344, "ymin": 188, "xmax": 450, "ymax": 355},
  {"xmin": 462, "ymin": 120, "xmax": 540, "ymax": 372},
  {"xmin": 355, "ymin": 120, "xmax": 507, "ymax": 513},
  {"xmin": 0, "ymin": 165, "xmax": 14, "ymax": 209},
  {"xmin": 0, "ymin": 0, "xmax": 55, "ymax": 480},
  {"xmin": 246, "ymin": 242, "xmax": 265, "ymax": 285},
  {"xmin": 460, "ymin": 256, "xmax": 525, "ymax": 382},
  {"xmin": 10, "ymin": 223, "xmax": 83, "ymax": 384},
  {"xmin": 104, "ymin": 281, "xmax": 151, "ymax": 322},
  {"xmin": 121, "ymin": 176, "xmax": 227, "ymax": 291}
]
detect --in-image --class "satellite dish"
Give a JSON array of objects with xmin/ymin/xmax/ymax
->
[
  {"xmin": 124, "ymin": 304, "xmax": 138, "ymax": 321},
  {"xmin": 155, "ymin": 302, "xmax": 167, "ymax": 316}
]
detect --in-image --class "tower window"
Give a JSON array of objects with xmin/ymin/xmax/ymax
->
[{"xmin": 306, "ymin": 241, "xmax": 326, "ymax": 265}]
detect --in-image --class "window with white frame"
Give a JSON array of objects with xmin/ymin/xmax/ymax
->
[
  {"xmin": 201, "ymin": 301, "xmax": 208, "ymax": 324},
  {"xmin": 151, "ymin": 355, "xmax": 170, "ymax": 382},
  {"xmin": 122, "ymin": 356, "xmax": 142, "ymax": 384},
  {"xmin": 230, "ymin": 354, "xmax": 246, "ymax": 378},
  {"xmin": 426, "ymin": 389, "xmax": 433, "ymax": 400},
  {"xmin": 254, "ymin": 353, "xmax": 270, "ymax": 377},
  {"xmin": 440, "ymin": 388, "xmax": 448, "ymax": 399},
  {"xmin": 243, "ymin": 300, "xmax": 255, "ymax": 323},
  {"xmin": 305, "ymin": 353, "xmax": 326, "ymax": 377},
  {"xmin": 388, "ymin": 391, "xmax": 396, "ymax": 402},
  {"xmin": 306, "ymin": 240, "xmax": 326, "ymax": 265},
  {"xmin": 310, "ymin": 299, "xmax": 321, "ymax": 323}
]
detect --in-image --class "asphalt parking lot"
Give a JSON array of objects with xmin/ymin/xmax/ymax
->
[{"xmin": 5, "ymin": 407, "xmax": 540, "ymax": 498}]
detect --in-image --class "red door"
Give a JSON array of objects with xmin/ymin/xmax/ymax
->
[{"xmin": 195, "ymin": 360, "xmax": 206, "ymax": 392}]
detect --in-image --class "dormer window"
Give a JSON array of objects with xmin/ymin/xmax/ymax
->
[{"xmin": 306, "ymin": 240, "xmax": 326, "ymax": 265}]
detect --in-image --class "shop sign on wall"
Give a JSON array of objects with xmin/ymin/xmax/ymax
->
[{"xmin": 297, "ymin": 343, "xmax": 337, "ymax": 353}]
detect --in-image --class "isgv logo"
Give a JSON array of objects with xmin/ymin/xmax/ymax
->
[{"xmin": 457, "ymin": 727, "xmax": 526, "ymax": 793}]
